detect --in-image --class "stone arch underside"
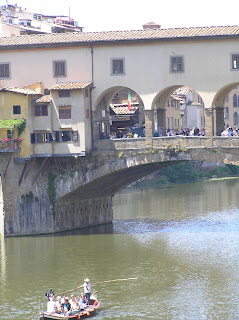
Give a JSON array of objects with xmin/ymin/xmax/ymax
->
[{"xmin": 56, "ymin": 148, "xmax": 239, "ymax": 204}]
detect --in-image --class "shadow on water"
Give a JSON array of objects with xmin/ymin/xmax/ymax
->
[{"xmin": 36, "ymin": 215, "xmax": 239, "ymax": 238}]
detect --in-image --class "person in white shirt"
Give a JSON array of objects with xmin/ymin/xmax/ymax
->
[
  {"xmin": 82, "ymin": 278, "xmax": 91, "ymax": 305},
  {"xmin": 47, "ymin": 296, "xmax": 57, "ymax": 313}
]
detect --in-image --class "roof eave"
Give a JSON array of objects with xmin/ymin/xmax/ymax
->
[{"xmin": 1, "ymin": 33, "xmax": 239, "ymax": 51}]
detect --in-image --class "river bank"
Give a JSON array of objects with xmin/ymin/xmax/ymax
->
[{"xmin": 131, "ymin": 162, "xmax": 239, "ymax": 189}]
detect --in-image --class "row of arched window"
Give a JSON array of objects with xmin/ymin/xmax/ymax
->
[
  {"xmin": 225, "ymin": 107, "xmax": 239, "ymax": 125},
  {"xmin": 233, "ymin": 94, "xmax": 239, "ymax": 108}
]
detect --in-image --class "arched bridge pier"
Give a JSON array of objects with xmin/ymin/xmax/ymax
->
[{"xmin": 1, "ymin": 136, "xmax": 239, "ymax": 236}]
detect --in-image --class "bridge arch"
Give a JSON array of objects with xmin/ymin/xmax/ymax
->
[{"xmin": 92, "ymin": 86, "xmax": 146, "ymax": 140}]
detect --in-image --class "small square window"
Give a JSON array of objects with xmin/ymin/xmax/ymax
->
[
  {"xmin": 58, "ymin": 90, "xmax": 70, "ymax": 97},
  {"xmin": 53, "ymin": 60, "xmax": 66, "ymax": 77},
  {"xmin": 170, "ymin": 56, "xmax": 184, "ymax": 73},
  {"xmin": 0, "ymin": 63, "xmax": 10, "ymax": 78},
  {"xmin": 112, "ymin": 58, "xmax": 125, "ymax": 75},
  {"xmin": 35, "ymin": 104, "xmax": 48, "ymax": 116},
  {"xmin": 13, "ymin": 105, "xmax": 21, "ymax": 114},
  {"xmin": 59, "ymin": 107, "xmax": 71, "ymax": 119}
]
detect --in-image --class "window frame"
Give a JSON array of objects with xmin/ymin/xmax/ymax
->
[
  {"xmin": 170, "ymin": 55, "xmax": 185, "ymax": 73},
  {"xmin": 0, "ymin": 62, "xmax": 10, "ymax": 78},
  {"xmin": 35, "ymin": 104, "xmax": 48, "ymax": 116},
  {"xmin": 58, "ymin": 90, "xmax": 70, "ymax": 97},
  {"xmin": 231, "ymin": 54, "xmax": 239, "ymax": 70},
  {"xmin": 53, "ymin": 60, "xmax": 67, "ymax": 78},
  {"xmin": 13, "ymin": 105, "xmax": 21, "ymax": 115},
  {"xmin": 111, "ymin": 57, "xmax": 125, "ymax": 76},
  {"xmin": 59, "ymin": 106, "xmax": 71, "ymax": 119}
]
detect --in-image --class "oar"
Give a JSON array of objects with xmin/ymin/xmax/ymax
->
[{"xmin": 57, "ymin": 277, "xmax": 137, "ymax": 295}]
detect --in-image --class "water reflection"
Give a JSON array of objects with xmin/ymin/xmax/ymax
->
[{"xmin": 1, "ymin": 179, "xmax": 239, "ymax": 319}]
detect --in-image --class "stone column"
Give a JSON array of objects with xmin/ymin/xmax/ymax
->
[
  {"xmin": 144, "ymin": 109, "xmax": 153, "ymax": 147},
  {"xmin": 205, "ymin": 108, "xmax": 213, "ymax": 147},
  {"xmin": 157, "ymin": 108, "xmax": 166, "ymax": 135},
  {"xmin": 215, "ymin": 107, "xmax": 225, "ymax": 136}
]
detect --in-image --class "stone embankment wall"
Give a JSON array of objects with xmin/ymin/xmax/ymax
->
[{"xmin": 0, "ymin": 153, "xmax": 114, "ymax": 237}]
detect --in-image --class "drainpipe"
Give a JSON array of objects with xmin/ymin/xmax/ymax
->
[{"xmin": 89, "ymin": 43, "xmax": 95, "ymax": 150}]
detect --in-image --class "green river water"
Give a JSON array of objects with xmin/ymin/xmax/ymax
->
[{"xmin": 0, "ymin": 178, "xmax": 239, "ymax": 319}]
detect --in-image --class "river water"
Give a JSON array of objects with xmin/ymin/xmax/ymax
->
[{"xmin": 1, "ymin": 178, "xmax": 239, "ymax": 319}]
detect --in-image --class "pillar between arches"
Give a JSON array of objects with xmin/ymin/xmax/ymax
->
[
  {"xmin": 144, "ymin": 109, "xmax": 153, "ymax": 147},
  {"xmin": 215, "ymin": 107, "xmax": 225, "ymax": 136},
  {"xmin": 205, "ymin": 108, "xmax": 213, "ymax": 147}
]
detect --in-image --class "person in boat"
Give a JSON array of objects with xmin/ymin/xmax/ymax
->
[
  {"xmin": 79, "ymin": 292, "xmax": 87, "ymax": 310},
  {"xmin": 61, "ymin": 294, "xmax": 66, "ymax": 304},
  {"xmin": 55, "ymin": 296, "xmax": 62, "ymax": 313},
  {"xmin": 47, "ymin": 296, "xmax": 57, "ymax": 313},
  {"xmin": 69, "ymin": 294, "xmax": 78, "ymax": 311},
  {"xmin": 63, "ymin": 297, "xmax": 71, "ymax": 315},
  {"xmin": 82, "ymin": 278, "xmax": 91, "ymax": 305}
]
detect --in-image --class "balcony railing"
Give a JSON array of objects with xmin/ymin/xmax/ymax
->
[{"xmin": 0, "ymin": 140, "xmax": 21, "ymax": 151}]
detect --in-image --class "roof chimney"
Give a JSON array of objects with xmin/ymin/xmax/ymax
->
[{"xmin": 143, "ymin": 22, "xmax": 161, "ymax": 30}]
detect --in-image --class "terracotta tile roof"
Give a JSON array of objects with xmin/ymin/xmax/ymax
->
[
  {"xmin": 36, "ymin": 95, "xmax": 52, "ymax": 103},
  {"xmin": 49, "ymin": 82, "xmax": 91, "ymax": 90},
  {"xmin": 1, "ymin": 25, "xmax": 239, "ymax": 49},
  {"xmin": 0, "ymin": 87, "xmax": 42, "ymax": 95},
  {"xmin": 111, "ymin": 105, "xmax": 139, "ymax": 115}
]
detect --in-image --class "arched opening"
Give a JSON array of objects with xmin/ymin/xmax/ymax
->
[
  {"xmin": 93, "ymin": 87, "xmax": 145, "ymax": 140},
  {"xmin": 212, "ymin": 82, "xmax": 239, "ymax": 136},
  {"xmin": 152, "ymin": 85, "xmax": 205, "ymax": 136}
]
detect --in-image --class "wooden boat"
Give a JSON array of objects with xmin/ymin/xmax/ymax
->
[{"xmin": 39, "ymin": 293, "xmax": 99, "ymax": 320}]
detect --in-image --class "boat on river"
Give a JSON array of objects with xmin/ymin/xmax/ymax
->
[{"xmin": 39, "ymin": 293, "xmax": 99, "ymax": 320}]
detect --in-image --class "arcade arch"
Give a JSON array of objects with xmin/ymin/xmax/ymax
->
[
  {"xmin": 212, "ymin": 82, "xmax": 239, "ymax": 136},
  {"xmin": 152, "ymin": 85, "xmax": 205, "ymax": 136},
  {"xmin": 93, "ymin": 86, "xmax": 145, "ymax": 140}
]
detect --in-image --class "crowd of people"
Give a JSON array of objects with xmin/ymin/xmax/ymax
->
[
  {"xmin": 221, "ymin": 127, "xmax": 239, "ymax": 136},
  {"xmin": 46, "ymin": 278, "xmax": 91, "ymax": 316},
  {"xmin": 165, "ymin": 127, "xmax": 206, "ymax": 136},
  {"xmin": 109, "ymin": 127, "xmax": 206, "ymax": 139}
]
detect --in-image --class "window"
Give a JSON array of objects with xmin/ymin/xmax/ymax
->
[
  {"xmin": 225, "ymin": 107, "xmax": 229, "ymax": 120},
  {"xmin": 53, "ymin": 60, "xmax": 66, "ymax": 77},
  {"xmin": 31, "ymin": 132, "xmax": 55, "ymax": 143},
  {"xmin": 35, "ymin": 104, "xmax": 48, "ymax": 116},
  {"xmin": 85, "ymin": 88, "xmax": 89, "ymax": 98},
  {"xmin": 58, "ymin": 90, "xmax": 70, "ymax": 97},
  {"xmin": 234, "ymin": 112, "xmax": 238, "ymax": 125},
  {"xmin": 232, "ymin": 54, "xmax": 239, "ymax": 69},
  {"xmin": 112, "ymin": 58, "xmax": 125, "ymax": 75},
  {"xmin": 170, "ymin": 56, "xmax": 184, "ymax": 73},
  {"xmin": 13, "ymin": 105, "xmax": 21, "ymax": 114},
  {"xmin": 0, "ymin": 63, "xmax": 10, "ymax": 78},
  {"xmin": 233, "ymin": 94, "xmax": 237, "ymax": 108},
  {"xmin": 59, "ymin": 106, "xmax": 71, "ymax": 119}
]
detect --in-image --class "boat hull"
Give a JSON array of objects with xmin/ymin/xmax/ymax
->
[{"xmin": 39, "ymin": 301, "xmax": 99, "ymax": 320}]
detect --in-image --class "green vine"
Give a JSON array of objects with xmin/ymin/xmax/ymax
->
[
  {"xmin": 47, "ymin": 173, "xmax": 57, "ymax": 204},
  {"xmin": 0, "ymin": 119, "xmax": 26, "ymax": 137}
]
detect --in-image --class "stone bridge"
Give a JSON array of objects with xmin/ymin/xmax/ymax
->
[{"xmin": 1, "ymin": 136, "xmax": 239, "ymax": 236}]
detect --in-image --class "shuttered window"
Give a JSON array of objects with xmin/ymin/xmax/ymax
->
[
  {"xmin": 0, "ymin": 63, "xmax": 10, "ymax": 78},
  {"xmin": 170, "ymin": 56, "xmax": 184, "ymax": 73},
  {"xmin": 53, "ymin": 60, "xmax": 66, "ymax": 77}
]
